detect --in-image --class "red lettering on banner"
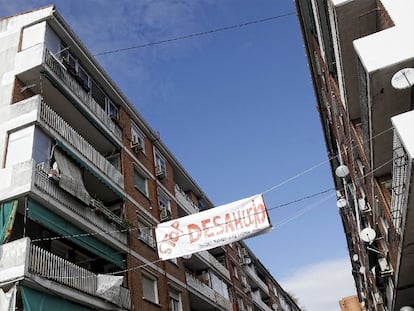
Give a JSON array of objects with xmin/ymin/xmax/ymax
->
[
  {"xmin": 224, "ymin": 213, "xmax": 235, "ymax": 232},
  {"xmin": 188, "ymin": 224, "xmax": 201, "ymax": 243},
  {"xmin": 201, "ymin": 218, "xmax": 214, "ymax": 238},
  {"xmin": 213, "ymin": 215, "xmax": 224, "ymax": 234}
]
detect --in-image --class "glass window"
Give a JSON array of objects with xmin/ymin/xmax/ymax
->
[
  {"xmin": 142, "ymin": 272, "xmax": 158, "ymax": 303},
  {"xmin": 154, "ymin": 150, "xmax": 167, "ymax": 178},
  {"xmin": 131, "ymin": 122, "xmax": 145, "ymax": 152},
  {"xmin": 134, "ymin": 168, "xmax": 148, "ymax": 196},
  {"xmin": 169, "ymin": 287, "xmax": 182, "ymax": 311},
  {"xmin": 138, "ymin": 219, "xmax": 155, "ymax": 248},
  {"xmin": 106, "ymin": 98, "xmax": 118, "ymax": 119}
]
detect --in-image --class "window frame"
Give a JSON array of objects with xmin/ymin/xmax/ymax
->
[
  {"xmin": 134, "ymin": 166, "xmax": 148, "ymax": 197},
  {"xmin": 131, "ymin": 121, "xmax": 146, "ymax": 153},
  {"xmin": 169, "ymin": 287, "xmax": 182, "ymax": 311},
  {"xmin": 154, "ymin": 149, "xmax": 167, "ymax": 178},
  {"xmin": 141, "ymin": 271, "xmax": 159, "ymax": 304}
]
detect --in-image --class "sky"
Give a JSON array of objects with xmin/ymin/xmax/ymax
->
[{"xmin": 1, "ymin": 1, "xmax": 357, "ymax": 310}]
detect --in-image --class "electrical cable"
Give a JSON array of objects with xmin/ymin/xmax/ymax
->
[{"xmin": 94, "ymin": 12, "xmax": 296, "ymax": 56}]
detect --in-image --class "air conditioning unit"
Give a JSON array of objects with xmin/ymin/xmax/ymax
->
[
  {"xmin": 240, "ymin": 256, "xmax": 251, "ymax": 265},
  {"xmin": 160, "ymin": 208, "xmax": 171, "ymax": 221},
  {"xmin": 156, "ymin": 165, "xmax": 166, "ymax": 178},
  {"xmin": 373, "ymin": 292, "xmax": 383, "ymax": 305},
  {"xmin": 243, "ymin": 285, "xmax": 251, "ymax": 293},
  {"xmin": 358, "ymin": 198, "xmax": 371, "ymax": 212},
  {"xmin": 378, "ymin": 257, "xmax": 393, "ymax": 277},
  {"xmin": 131, "ymin": 140, "xmax": 143, "ymax": 152}
]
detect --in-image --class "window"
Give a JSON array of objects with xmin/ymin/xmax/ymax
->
[
  {"xmin": 138, "ymin": 219, "xmax": 155, "ymax": 248},
  {"xmin": 158, "ymin": 191, "xmax": 171, "ymax": 221},
  {"xmin": 232, "ymin": 263, "xmax": 238, "ymax": 279},
  {"xmin": 154, "ymin": 150, "xmax": 167, "ymax": 178},
  {"xmin": 169, "ymin": 287, "xmax": 182, "ymax": 311},
  {"xmin": 106, "ymin": 98, "xmax": 119, "ymax": 119},
  {"xmin": 131, "ymin": 122, "xmax": 145, "ymax": 152},
  {"xmin": 142, "ymin": 272, "xmax": 158, "ymax": 303},
  {"xmin": 134, "ymin": 167, "xmax": 148, "ymax": 196}
]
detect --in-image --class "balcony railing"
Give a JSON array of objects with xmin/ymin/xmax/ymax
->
[
  {"xmin": 185, "ymin": 272, "xmax": 231, "ymax": 310},
  {"xmin": 175, "ymin": 184, "xmax": 199, "ymax": 214},
  {"xmin": 44, "ymin": 50, "xmax": 122, "ymax": 141},
  {"xmin": 34, "ymin": 165, "xmax": 127, "ymax": 244},
  {"xmin": 29, "ymin": 243, "xmax": 130, "ymax": 309},
  {"xmin": 390, "ymin": 132, "xmax": 410, "ymax": 234},
  {"xmin": 39, "ymin": 101, "xmax": 124, "ymax": 188},
  {"xmin": 252, "ymin": 291, "xmax": 273, "ymax": 311},
  {"xmin": 245, "ymin": 266, "xmax": 269, "ymax": 295},
  {"xmin": 198, "ymin": 250, "xmax": 230, "ymax": 280}
]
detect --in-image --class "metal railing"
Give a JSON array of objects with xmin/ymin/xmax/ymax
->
[
  {"xmin": 44, "ymin": 50, "xmax": 122, "ymax": 140},
  {"xmin": 29, "ymin": 243, "xmax": 131, "ymax": 309},
  {"xmin": 185, "ymin": 272, "xmax": 231, "ymax": 310},
  {"xmin": 245, "ymin": 266, "xmax": 269, "ymax": 295},
  {"xmin": 252, "ymin": 291, "xmax": 273, "ymax": 311},
  {"xmin": 34, "ymin": 165, "xmax": 127, "ymax": 244},
  {"xmin": 39, "ymin": 101, "xmax": 124, "ymax": 188},
  {"xmin": 390, "ymin": 132, "xmax": 410, "ymax": 234},
  {"xmin": 175, "ymin": 184, "xmax": 199, "ymax": 214},
  {"xmin": 198, "ymin": 250, "xmax": 230, "ymax": 280}
]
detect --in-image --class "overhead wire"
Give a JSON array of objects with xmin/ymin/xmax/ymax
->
[{"xmin": 93, "ymin": 12, "xmax": 296, "ymax": 56}]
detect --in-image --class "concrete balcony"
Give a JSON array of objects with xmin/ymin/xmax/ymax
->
[
  {"xmin": 252, "ymin": 291, "xmax": 273, "ymax": 311},
  {"xmin": 0, "ymin": 238, "xmax": 130, "ymax": 310},
  {"xmin": 15, "ymin": 45, "xmax": 121, "ymax": 143},
  {"xmin": 197, "ymin": 250, "xmax": 230, "ymax": 281},
  {"xmin": 175, "ymin": 184, "xmax": 199, "ymax": 215},
  {"xmin": 185, "ymin": 272, "xmax": 232, "ymax": 311},
  {"xmin": 38, "ymin": 99, "xmax": 124, "ymax": 190},
  {"xmin": 33, "ymin": 165, "xmax": 127, "ymax": 245},
  {"xmin": 245, "ymin": 265, "xmax": 269, "ymax": 296}
]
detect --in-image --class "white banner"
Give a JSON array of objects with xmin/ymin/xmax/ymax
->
[
  {"xmin": 155, "ymin": 194, "xmax": 271, "ymax": 260},
  {"xmin": 96, "ymin": 274, "xmax": 123, "ymax": 303},
  {"xmin": 0, "ymin": 285, "xmax": 16, "ymax": 311}
]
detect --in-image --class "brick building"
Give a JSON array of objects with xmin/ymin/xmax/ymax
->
[
  {"xmin": 0, "ymin": 6, "xmax": 301, "ymax": 311},
  {"xmin": 295, "ymin": 0, "xmax": 414, "ymax": 310}
]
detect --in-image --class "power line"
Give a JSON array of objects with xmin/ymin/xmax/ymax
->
[{"xmin": 94, "ymin": 12, "xmax": 296, "ymax": 56}]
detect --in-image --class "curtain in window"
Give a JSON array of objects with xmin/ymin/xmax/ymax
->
[
  {"xmin": 53, "ymin": 148, "xmax": 91, "ymax": 205},
  {"xmin": 0, "ymin": 200, "xmax": 18, "ymax": 244}
]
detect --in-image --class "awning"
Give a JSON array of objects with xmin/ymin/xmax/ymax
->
[
  {"xmin": 53, "ymin": 147, "xmax": 91, "ymax": 205},
  {"xmin": 0, "ymin": 200, "xmax": 18, "ymax": 244},
  {"xmin": 27, "ymin": 199, "xmax": 124, "ymax": 268},
  {"xmin": 56, "ymin": 141, "xmax": 125, "ymax": 199},
  {"xmin": 21, "ymin": 286, "xmax": 92, "ymax": 311}
]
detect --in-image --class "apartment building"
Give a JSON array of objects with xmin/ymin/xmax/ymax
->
[
  {"xmin": 295, "ymin": 0, "xmax": 414, "ymax": 310},
  {"xmin": 0, "ymin": 6, "xmax": 300, "ymax": 311}
]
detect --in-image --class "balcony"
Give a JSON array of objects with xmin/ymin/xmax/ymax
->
[
  {"xmin": 15, "ymin": 46, "xmax": 121, "ymax": 143},
  {"xmin": 34, "ymin": 165, "xmax": 127, "ymax": 245},
  {"xmin": 185, "ymin": 272, "xmax": 232, "ymax": 311},
  {"xmin": 175, "ymin": 184, "xmax": 199, "ymax": 215},
  {"xmin": 39, "ymin": 100, "xmax": 124, "ymax": 190},
  {"xmin": 252, "ymin": 291, "xmax": 273, "ymax": 311},
  {"xmin": 390, "ymin": 111, "xmax": 414, "ymax": 310},
  {"xmin": 43, "ymin": 49, "xmax": 122, "ymax": 141},
  {"xmin": 197, "ymin": 250, "xmax": 230, "ymax": 281},
  {"xmin": 245, "ymin": 265, "xmax": 269, "ymax": 295},
  {"xmin": 0, "ymin": 238, "xmax": 130, "ymax": 310}
]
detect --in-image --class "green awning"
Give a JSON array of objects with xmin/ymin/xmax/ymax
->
[
  {"xmin": 0, "ymin": 200, "xmax": 18, "ymax": 243},
  {"xmin": 27, "ymin": 199, "xmax": 124, "ymax": 268},
  {"xmin": 21, "ymin": 286, "xmax": 93, "ymax": 311}
]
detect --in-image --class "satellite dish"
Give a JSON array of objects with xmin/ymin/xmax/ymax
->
[
  {"xmin": 400, "ymin": 307, "xmax": 414, "ymax": 311},
  {"xmin": 336, "ymin": 198, "xmax": 347, "ymax": 208},
  {"xmin": 359, "ymin": 227, "xmax": 376, "ymax": 243},
  {"xmin": 335, "ymin": 165, "xmax": 349, "ymax": 178},
  {"xmin": 391, "ymin": 68, "xmax": 414, "ymax": 90},
  {"xmin": 352, "ymin": 254, "xmax": 359, "ymax": 262}
]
